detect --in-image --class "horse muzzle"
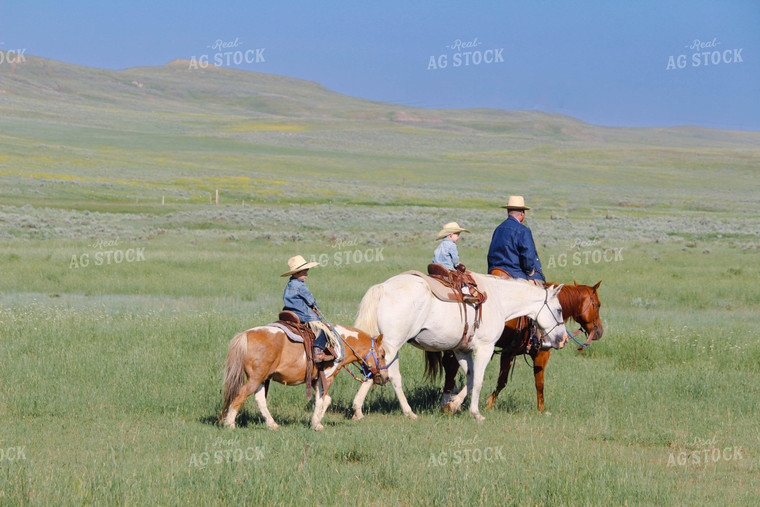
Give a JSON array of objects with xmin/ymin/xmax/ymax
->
[{"xmin": 373, "ymin": 369, "xmax": 389, "ymax": 385}]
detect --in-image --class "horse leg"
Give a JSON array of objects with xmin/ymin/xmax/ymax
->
[
  {"xmin": 384, "ymin": 348, "xmax": 417, "ymax": 419},
  {"xmin": 534, "ymin": 349, "xmax": 551, "ymax": 413},
  {"xmin": 468, "ymin": 345, "xmax": 496, "ymax": 422},
  {"xmin": 312, "ymin": 376, "xmax": 335, "ymax": 431},
  {"xmin": 443, "ymin": 355, "xmax": 471, "ymax": 414},
  {"xmin": 351, "ymin": 379, "xmax": 373, "ymax": 421},
  {"xmin": 486, "ymin": 352, "xmax": 515, "ymax": 411},
  {"xmin": 309, "ymin": 379, "xmax": 328, "ymax": 431},
  {"xmin": 253, "ymin": 383, "xmax": 279, "ymax": 430},
  {"xmin": 223, "ymin": 377, "xmax": 261, "ymax": 429},
  {"xmin": 441, "ymin": 351, "xmax": 460, "ymax": 406}
]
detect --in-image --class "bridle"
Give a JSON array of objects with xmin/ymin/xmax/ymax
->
[
  {"xmin": 534, "ymin": 288, "xmax": 565, "ymax": 343},
  {"xmin": 569, "ymin": 294, "xmax": 601, "ymax": 349},
  {"xmin": 340, "ymin": 334, "xmax": 387, "ymax": 383}
]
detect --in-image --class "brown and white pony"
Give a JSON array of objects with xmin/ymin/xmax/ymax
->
[
  {"xmin": 222, "ymin": 324, "xmax": 388, "ymax": 430},
  {"xmin": 431, "ymin": 281, "xmax": 603, "ymax": 413}
]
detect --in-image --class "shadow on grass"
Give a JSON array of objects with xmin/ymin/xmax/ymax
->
[{"xmin": 330, "ymin": 383, "xmax": 445, "ymax": 418}]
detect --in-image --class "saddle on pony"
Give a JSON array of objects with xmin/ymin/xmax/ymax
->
[{"xmin": 275, "ymin": 311, "xmax": 337, "ymax": 398}]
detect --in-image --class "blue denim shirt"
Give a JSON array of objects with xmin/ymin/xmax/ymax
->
[
  {"xmin": 432, "ymin": 237, "xmax": 460, "ymax": 270},
  {"xmin": 487, "ymin": 216, "xmax": 543, "ymax": 280},
  {"xmin": 282, "ymin": 277, "xmax": 319, "ymax": 322}
]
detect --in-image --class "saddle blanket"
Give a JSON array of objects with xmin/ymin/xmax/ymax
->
[
  {"xmin": 266, "ymin": 322, "xmax": 305, "ymax": 343},
  {"xmin": 264, "ymin": 323, "xmax": 345, "ymax": 362},
  {"xmin": 403, "ymin": 270, "xmax": 464, "ymax": 303}
]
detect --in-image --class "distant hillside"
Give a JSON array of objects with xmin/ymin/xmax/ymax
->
[
  {"xmin": 2, "ymin": 53, "xmax": 758, "ymax": 147},
  {"xmin": 1, "ymin": 52, "xmax": 759, "ymax": 212}
]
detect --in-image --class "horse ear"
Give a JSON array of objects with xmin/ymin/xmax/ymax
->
[
  {"xmin": 593, "ymin": 280, "xmax": 602, "ymax": 291},
  {"xmin": 375, "ymin": 333, "xmax": 383, "ymax": 346},
  {"xmin": 574, "ymin": 280, "xmax": 579, "ymax": 286},
  {"xmin": 551, "ymin": 284, "xmax": 563, "ymax": 296}
]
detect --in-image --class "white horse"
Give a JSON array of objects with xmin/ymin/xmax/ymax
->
[{"xmin": 352, "ymin": 272, "xmax": 569, "ymax": 421}]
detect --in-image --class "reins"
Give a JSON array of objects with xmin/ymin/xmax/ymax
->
[{"xmin": 569, "ymin": 327, "xmax": 590, "ymax": 349}]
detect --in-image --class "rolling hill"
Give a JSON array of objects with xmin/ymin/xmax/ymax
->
[{"xmin": 1, "ymin": 52, "xmax": 759, "ymax": 213}]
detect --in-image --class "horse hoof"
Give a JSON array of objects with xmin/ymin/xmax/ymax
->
[
  {"xmin": 485, "ymin": 395, "xmax": 496, "ymax": 411},
  {"xmin": 473, "ymin": 414, "xmax": 486, "ymax": 423},
  {"xmin": 404, "ymin": 412, "xmax": 418, "ymax": 420},
  {"xmin": 441, "ymin": 403, "xmax": 457, "ymax": 415},
  {"xmin": 351, "ymin": 413, "xmax": 364, "ymax": 421},
  {"xmin": 267, "ymin": 423, "xmax": 279, "ymax": 431},
  {"xmin": 313, "ymin": 424, "xmax": 325, "ymax": 431},
  {"xmin": 543, "ymin": 411, "xmax": 552, "ymax": 416}
]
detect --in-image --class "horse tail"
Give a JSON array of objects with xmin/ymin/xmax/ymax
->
[
  {"xmin": 222, "ymin": 331, "xmax": 249, "ymax": 417},
  {"xmin": 423, "ymin": 351, "xmax": 444, "ymax": 382},
  {"xmin": 353, "ymin": 283, "xmax": 383, "ymax": 336}
]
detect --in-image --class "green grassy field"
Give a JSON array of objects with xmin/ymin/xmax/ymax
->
[{"xmin": 1, "ymin": 54, "xmax": 760, "ymax": 505}]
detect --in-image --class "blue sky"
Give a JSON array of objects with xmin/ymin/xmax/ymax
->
[{"xmin": 1, "ymin": 0, "xmax": 758, "ymax": 130}]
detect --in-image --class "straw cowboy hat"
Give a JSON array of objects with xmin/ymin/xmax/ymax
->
[
  {"xmin": 436, "ymin": 221, "xmax": 471, "ymax": 240},
  {"xmin": 501, "ymin": 195, "xmax": 531, "ymax": 211},
  {"xmin": 280, "ymin": 255, "xmax": 320, "ymax": 277}
]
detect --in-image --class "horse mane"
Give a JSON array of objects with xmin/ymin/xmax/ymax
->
[{"xmin": 548, "ymin": 282, "xmax": 587, "ymax": 320}]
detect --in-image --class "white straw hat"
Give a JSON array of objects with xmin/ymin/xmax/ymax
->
[
  {"xmin": 436, "ymin": 221, "xmax": 471, "ymax": 240},
  {"xmin": 280, "ymin": 255, "xmax": 320, "ymax": 277},
  {"xmin": 501, "ymin": 195, "xmax": 531, "ymax": 210}
]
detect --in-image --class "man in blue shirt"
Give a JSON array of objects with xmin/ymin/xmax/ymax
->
[
  {"xmin": 281, "ymin": 255, "xmax": 335, "ymax": 362},
  {"xmin": 487, "ymin": 196, "xmax": 544, "ymax": 284}
]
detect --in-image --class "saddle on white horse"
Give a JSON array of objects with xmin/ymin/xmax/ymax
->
[{"xmin": 403, "ymin": 265, "xmax": 488, "ymax": 348}]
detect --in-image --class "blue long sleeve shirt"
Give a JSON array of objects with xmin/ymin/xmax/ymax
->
[
  {"xmin": 282, "ymin": 277, "xmax": 319, "ymax": 322},
  {"xmin": 432, "ymin": 237, "xmax": 460, "ymax": 270},
  {"xmin": 486, "ymin": 216, "xmax": 543, "ymax": 280}
]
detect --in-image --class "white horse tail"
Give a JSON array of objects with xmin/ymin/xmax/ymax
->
[
  {"xmin": 222, "ymin": 331, "xmax": 249, "ymax": 419},
  {"xmin": 354, "ymin": 283, "xmax": 384, "ymax": 336}
]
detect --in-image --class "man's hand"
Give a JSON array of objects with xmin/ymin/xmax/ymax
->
[{"xmin": 456, "ymin": 263, "xmax": 466, "ymax": 273}]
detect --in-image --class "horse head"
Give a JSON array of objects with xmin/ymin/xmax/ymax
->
[
  {"xmin": 369, "ymin": 334, "xmax": 389, "ymax": 385},
  {"xmin": 350, "ymin": 331, "xmax": 389, "ymax": 385},
  {"xmin": 573, "ymin": 280, "xmax": 604, "ymax": 341},
  {"xmin": 534, "ymin": 284, "xmax": 569, "ymax": 350}
]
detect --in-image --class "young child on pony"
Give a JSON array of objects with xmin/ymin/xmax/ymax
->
[{"xmin": 280, "ymin": 255, "xmax": 337, "ymax": 363}]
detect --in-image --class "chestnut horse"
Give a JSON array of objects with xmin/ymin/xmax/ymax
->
[
  {"xmin": 222, "ymin": 324, "xmax": 388, "ymax": 430},
  {"xmin": 433, "ymin": 281, "xmax": 603, "ymax": 413}
]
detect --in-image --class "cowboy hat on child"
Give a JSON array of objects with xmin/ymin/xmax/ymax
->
[
  {"xmin": 280, "ymin": 255, "xmax": 320, "ymax": 277},
  {"xmin": 436, "ymin": 222, "xmax": 471, "ymax": 240}
]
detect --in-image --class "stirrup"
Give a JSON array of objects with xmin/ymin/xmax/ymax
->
[{"xmin": 313, "ymin": 348, "xmax": 335, "ymax": 363}]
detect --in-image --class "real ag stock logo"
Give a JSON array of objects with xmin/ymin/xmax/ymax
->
[
  {"xmin": 0, "ymin": 48, "xmax": 27, "ymax": 65},
  {"xmin": 69, "ymin": 237, "xmax": 146, "ymax": 269},
  {"xmin": 427, "ymin": 37, "xmax": 504, "ymax": 70},
  {"xmin": 666, "ymin": 37, "xmax": 743, "ymax": 70},
  {"xmin": 188, "ymin": 37, "xmax": 265, "ymax": 70}
]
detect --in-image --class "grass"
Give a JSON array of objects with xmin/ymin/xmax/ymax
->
[
  {"xmin": 1, "ymin": 54, "xmax": 760, "ymax": 504},
  {"xmin": 1, "ymin": 225, "xmax": 759, "ymax": 505}
]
